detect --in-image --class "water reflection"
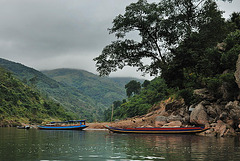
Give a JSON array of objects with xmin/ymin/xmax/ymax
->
[
  {"xmin": 1, "ymin": 128, "xmax": 240, "ymax": 161},
  {"xmin": 105, "ymin": 133, "xmax": 240, "ymax": 161}
]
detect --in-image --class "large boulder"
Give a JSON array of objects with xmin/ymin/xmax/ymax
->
[
  {"xmin": 225, "ymin": 101, "xmax": 240, "ymax": 125},
  {"xmin": 167, "ymin": 115, "xmax": 183, "ymax": 122},
  {"xmin": 155, "ymin": 116, "xmax": 167, "ymax": 127},
  {"xmin": 206, "ymin": 105, "xmax": 218, "ymax": 118},
  {"xmin": 235, "ymin": 54, "xmax": 240, "ymax": 89},
  {"xmin": 194, "ymin": 88, "xmax": 215, "ymax": 101},
  {"xmin": 190, "ymin": 103, "xmax": 209, "ymax": 125},
  {"xmin": 214, "ymin": 120, "xmax": 236, "ymax": 137}
]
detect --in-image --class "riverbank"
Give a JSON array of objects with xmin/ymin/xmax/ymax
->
[
  {"xmin": 87, "ymin": 92, "xmax": 240, "ymax": 137},
  {"xmin": 2, "ymin": 87, "xmax": 240, "ymax": 137},
  {"xmin": 87, "ymin": 114, "xmax": 158, "ymax": 130}
]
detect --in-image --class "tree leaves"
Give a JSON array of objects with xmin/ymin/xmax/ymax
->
[{"xmin": 94, "ymin": 0, "xmax": 232, "ymax": 77}]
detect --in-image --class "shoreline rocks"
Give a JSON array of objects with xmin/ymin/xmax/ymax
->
[{"xmin": 101, "ymin": 91, "xmax": 240, "ymax": 137}]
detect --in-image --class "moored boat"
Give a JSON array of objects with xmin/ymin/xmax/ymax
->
[
  {"xmin": 38, "ymin": 120, "xmax": 88, "ymax": 130},
  {"xmin": 17, "ymin": 125, "xmax": 30, "ymax": 129},
  {"xmin": 105, "ymin": 125, "xmax": 209, "ymax": 134}
]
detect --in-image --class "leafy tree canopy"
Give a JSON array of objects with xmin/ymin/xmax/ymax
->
[
  {"xmin": 94, "ymin": 0, "xmax": 232, "ymax": 77},
  {"xmin": 125, "ymin": 80, "xmax": 141, "ymax": 97}
]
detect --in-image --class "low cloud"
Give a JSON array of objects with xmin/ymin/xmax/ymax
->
[{"xmin": 0, "ymin": 0, "xmax": 238, "ymax": 80}]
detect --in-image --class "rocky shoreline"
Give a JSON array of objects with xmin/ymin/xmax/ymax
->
[{"xmin": 88, "ymin": 89, "xmax": 240, "ymax": 137}]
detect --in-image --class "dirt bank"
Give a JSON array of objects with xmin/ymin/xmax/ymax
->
[{"xmin": 87, "ymin": 115, "xmax": 157, "ymax": 129}]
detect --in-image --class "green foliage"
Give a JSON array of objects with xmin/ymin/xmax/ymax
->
[
  {"xmin": 42, "ymin": 69, "xmax": 135, "ymax": 107},
  {"xmin": 176, "ymin": 88, "xmax": 196, "ymax": 106},
  {"xmin": 204, "ymin": 77, "xmax": 221, "ymax": 93},
  {"xmin": 221, "ymin": 30, "xmax": 240, "ymax": 70},
  {"xmin": 203, "ymin": 72, "xmax": 238, "ymax": 99},
  {"xmin": 125, "ymin": 80, "xmax": 141, "ymax": 97},
  {"xmin": 142, "ymin": 80, "xmax": 150, "ymax": 88},
  {"xmin": 104, "ymin": 77, "xmax": 168, "ymax": 121},
  {"xmin": 0, "ymin": 67, "xmax": 74, "ymax": 124},
  {"xmin": 0, "ymin": 59, "xmax": 113, "ymax": 122},
  {"xmin": 94, "ymin": 0, "xmax": 230, "ymax": 78},
  {"xmin": 103, "ymin": 1, "xmax": 240, "ymax": 121},
  {"xmin": 94, "ymin": 0, "xmax": 169, "ymax": 76},
  {"xmin": 228, "ymin": 12, "xmax": 240, "ymax": 31}
]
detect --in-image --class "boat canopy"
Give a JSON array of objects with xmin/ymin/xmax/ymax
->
[{"xmin": 50, "ymin": 120, "xmax": 86, "ymax": 124}]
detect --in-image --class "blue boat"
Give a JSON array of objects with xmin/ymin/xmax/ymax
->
[
  {"xmin": 38, "ymin": 120, "xmax": 88, "ymax": 130},
  {"xmin": 105, "ymin": 125, "xmax": 209, "ymax": 134}
]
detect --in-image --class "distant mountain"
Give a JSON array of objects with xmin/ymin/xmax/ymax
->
[
  {"xmin": 0, "ymin": 58, "xmax": 145, "ymax": 122},
  {"xmin": 0, "ymin": 67, "xmax": 72, "ymax": 126},
  {"xmin": 42, "ymin": 68, "xmax": 144, "ymax": 107},
  {"xmin": 0, "ymin": 58, "xmax": 105, "ymax": 121}
]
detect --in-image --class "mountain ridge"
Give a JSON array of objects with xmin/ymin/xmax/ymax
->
[
  {"xmin": 0, "ymin": 67, "xmax": 73, "ymax": 126},
  {"xmin": 0, "ymin": 58, "xmax": 105, "ymax": 121},
  {"xmin": 0, "ymin": 58, "xmax": 144, "ymax": 121},
  {"xmin": 42, "ymin": 68, "xmax": 144, "ymax": 107}
]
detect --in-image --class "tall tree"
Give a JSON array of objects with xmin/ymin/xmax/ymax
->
[
  {"xmin": 125, "ymin": 80, "xmax": 141, "ymax": 97},
  {"xmin": 94, "ymin": 0, "xmax": 232, "ymax": 78},
  {"xmin": 163, "ymin": 0, "xmax": 228, "ymax": 88}
]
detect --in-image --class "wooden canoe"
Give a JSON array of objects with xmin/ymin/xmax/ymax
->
[
  {"xmin": 105, "ymin": 125, "xmax": 209, "ymax": 134},
  {"xmin": 38, "ymin": 120, "xmax": 88, "ymax": 130}
]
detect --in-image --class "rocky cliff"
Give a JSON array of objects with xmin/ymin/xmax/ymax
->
[
  {"xmin": 102, "ymin": 94, "xmax": 240, "ymax": 137},
  {"xmin": 235, "ymin": 54, "xmax": 240, "ymax": 89}
]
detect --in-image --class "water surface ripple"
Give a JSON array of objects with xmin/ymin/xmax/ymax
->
[{"xmin": 0, "ymin": 128, "xmax": 240, "ymax": 161}]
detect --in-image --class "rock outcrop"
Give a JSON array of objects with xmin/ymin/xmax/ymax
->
[
  {"xmin": 190, "ymin": 103, "xmax": 209, "ymax": 126},
  {"xmin": 153, "ymin": 91, "xmax": 240, "ymax": 137},
  {"xmin": 235, "ymin": 54, "xmax": 240, "ymax": 89},
  {"xmin": 108, "ymin": 91, "xmax": 240, "ymax": 137},
  {"xmin": 91, "ymin": 91, "xmax": 240, "ymax": 137}
]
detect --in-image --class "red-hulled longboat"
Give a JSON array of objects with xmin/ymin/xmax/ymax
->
[{"xmin": 105, "ymin": 125, "xmax": 209, "ymax": 134}]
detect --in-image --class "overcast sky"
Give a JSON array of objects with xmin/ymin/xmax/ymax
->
[{"xmin": 0, "ymin": 0, "xmax": 239, "ymax": 80}]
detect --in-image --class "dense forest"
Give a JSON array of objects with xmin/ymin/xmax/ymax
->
[
  {"xmin": 0, "ymin": 58, "xmax": 107, "ymax": 122},
  {"xmin": 100, "ymin": 0, "xmax": 240, "ymax": 121},
  {"xmin": 0, "ymin": 67, "xmax": 74, "ymax": 126},
  {"xmin": 42, "ymin": 68, "xmax": 143, "ymax": 107},
  {"xmin": 0, "ymin": 58, "xmax": 144, "ymax": 123}
]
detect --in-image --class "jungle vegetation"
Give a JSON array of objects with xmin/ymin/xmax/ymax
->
[
  {"xmin": 0, "ymin": 67, "xmax": 75, "ymax": 125},
  {"xmin": 0, "ymin": 58, "xmax": 143, "ymax": 122},
  {"xmin": 95, "ymin": 0, "xmax": 240, "ymax": 121}
]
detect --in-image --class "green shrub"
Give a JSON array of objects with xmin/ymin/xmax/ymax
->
[{"xmin": 177, "ymin": 88, "xmax": 196, "ymax": 105}]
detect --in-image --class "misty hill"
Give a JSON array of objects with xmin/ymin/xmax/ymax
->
[
  {"xmin": 42, "ymin": 68, "xmax": 144, "ymax": 107},
  {"xmin": 0, "ymin": 67, "xmax": 72, "ymax": 126},
  {"xmin": 0, "ymin": 58, "xmax": 144, "ymax": 122},
  {"xmin": 0, "ymin": 58, "xmax": 105, "ymax": 121}
]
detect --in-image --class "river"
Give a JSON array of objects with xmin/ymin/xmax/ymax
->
[{"xmin": 0, "ymin": 128, "xmax": 240, "ymax": 161}]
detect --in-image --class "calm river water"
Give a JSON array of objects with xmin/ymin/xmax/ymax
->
[{"xmin": 1, "ymin": 128, "xmax": 240, "ymax": 161}]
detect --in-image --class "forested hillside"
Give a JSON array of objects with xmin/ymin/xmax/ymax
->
[
  {"xmin": 0, "ymin": 58, "xmax": 106, "ymax": 121},
  {"xmin": 42, "ymin": 68, "xmax": 144, "ymax": 107},
  {"xmin": 0, "ymin": 58, "xmax": 144, "ymax": 122},
  {"xmin": 0, "ymin": 67, "xmax": 73, "ymax": 126},
  {"xmin": 98, "ymin": 0, "xmax": 240, "ymax": 121}
]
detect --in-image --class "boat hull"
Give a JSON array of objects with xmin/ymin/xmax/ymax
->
[
  {"xmin": 38, "ymin": 125, "xmax": 88, "ymax": 130},
  {"xmin": 105, "ymin": 125, "xmax": 209, "ymax": 134},
  {"xmin": 17, "ymin": 126, "xmax": 30, "ymax": 129}
]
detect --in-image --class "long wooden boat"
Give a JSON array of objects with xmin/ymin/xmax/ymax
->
[
  {"xmin": 38, "ymin": 120, "xmax": 88, "ymax": 130},
  {"xmin": 105, "ymin": 125, "xmax": 209, "ymax": 134}
]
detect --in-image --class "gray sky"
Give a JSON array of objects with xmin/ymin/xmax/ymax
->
[{"xmin": 0, "ymin": 0, "xmax": 239, "ymax": 80}]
